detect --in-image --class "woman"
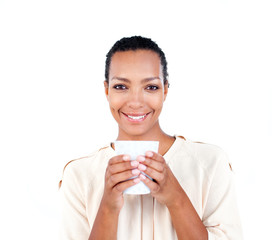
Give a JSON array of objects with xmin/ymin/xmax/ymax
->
[{"xmin": 59, "ymin": 36, "xmax": 243, "ymax": 240}]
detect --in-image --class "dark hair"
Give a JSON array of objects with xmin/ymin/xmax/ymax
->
[{"xmin": 105, "ymin": 36, "xmax": 169, "ymax": 87}]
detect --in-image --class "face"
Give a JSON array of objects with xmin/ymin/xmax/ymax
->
[{"xmin": 104, "ymin": 50, "xmax": 168, "ymax": 140}]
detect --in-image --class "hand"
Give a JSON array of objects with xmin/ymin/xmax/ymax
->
[
  {"xmin": 136, "ymin": 151, "xmax": 184, "ymax": 207},
  {"xmin": 100, "ymin": 154, "xmax": 141, "ymax": 213}
]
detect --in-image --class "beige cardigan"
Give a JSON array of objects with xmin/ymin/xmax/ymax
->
[{"xmin": 59, "ymin": 136, "xmax": 243, "ymax": 239}]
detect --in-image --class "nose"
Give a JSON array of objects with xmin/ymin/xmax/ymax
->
[{"xmin": 127, "ymin": 88, "xmax": 144, "ymax": 109}]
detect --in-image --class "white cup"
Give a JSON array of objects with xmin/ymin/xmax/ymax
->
[{"xmin": 114, "ymin": 140, "xmax": 159, "ymax": 195}]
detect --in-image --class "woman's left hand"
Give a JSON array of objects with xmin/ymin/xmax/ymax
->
[{"xmin": 136, "ymin": 151, "xmax": 184, "ymax": 207}]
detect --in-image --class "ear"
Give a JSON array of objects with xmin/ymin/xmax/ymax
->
[
  {"xmin": 163, "ymin": 81, "xmax": 169, "ymax": 101},
  {"xmin": 104, "ymin": 81, "xmax": 109, "ymax": 101}
]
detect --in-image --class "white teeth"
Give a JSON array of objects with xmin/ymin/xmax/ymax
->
[{"xmin": 127, "ymin": 114, "xmax": 146, "ymax": 120}]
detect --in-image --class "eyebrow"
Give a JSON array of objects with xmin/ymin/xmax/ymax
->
[{"xmin": 111, "ymin": 76, "xmax": 161, "ymax": 83}]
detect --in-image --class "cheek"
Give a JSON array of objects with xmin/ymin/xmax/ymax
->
[
  {"xmin": 108, "ymin": 94, "xmax": 123, "ymax": 111},
  {"xmin": 147, "ymin": 94, "xmax": 164, "ymax": 110}
]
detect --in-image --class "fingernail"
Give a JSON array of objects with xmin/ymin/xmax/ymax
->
[
  {"xmin": 140, "ymin": 174, "xmax": 146, "ymax": 180},
  {"xmin": 138, "ymin": 164, "xmax": 147, "ymax": 171},
  {"xmin": 133, "ymin": 178, "xmax": 141, "ymax": 183},
  {"xmin": 123, "ymin": 155, "xmax": 130, "ymax": 161},
  {"xmin": 131, "ymin": 161, "xmax": 139, "ymax": 167},
  {"xmin": 132, "ymin": 169, "xmax": 140, "ymax": 175},
  {"xmin": 146, "ymin": 151, "xmax": 153, "ymax": 157},
  {"xmin": 138, "ymin": 156, "xmax": 145, "ymax": 162}
]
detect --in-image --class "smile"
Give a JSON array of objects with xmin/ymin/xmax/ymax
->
[
  {"xmin": 122, "ymin": 112, "xmax": 150, "ymax": 122},
  {"xmin": 128, "ymin": 114, "xmax": 146, "ymax": 120}
]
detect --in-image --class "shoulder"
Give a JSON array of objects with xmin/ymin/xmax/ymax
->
[
  {"xmin": 186, "ymin": 138, "xmax": 232, "ymax": 175},
  {"xmin": 59, "ymin": 146, "xmax": 112, "ymax": 188},
  {"xmin": 186, "ymin": 139, "xmax": 227, "ymax": 159},
  {"xmin": 175, "ymin": 136, "xmax": 232, "ymax": 175}
]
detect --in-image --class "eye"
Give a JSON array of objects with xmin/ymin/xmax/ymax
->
[
  {"xmin": 146, "ymin": 85, "xmax": 159, "ymax": 91},
  {"xmin": 113, "ymin": 84, "xmax": 127, "ymax": 90}
]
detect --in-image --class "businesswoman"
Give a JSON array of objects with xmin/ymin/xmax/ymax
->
[{"xmin": 60, "ymin": 36, "xmax": 243, "ymax": 240}]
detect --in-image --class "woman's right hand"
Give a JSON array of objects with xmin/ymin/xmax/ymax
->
[
  {"xmin": 89, "ymin": 155, "xmax": 140, "ymax": 240},
  {"xmin": 100, "ymin": 154, "xmax": 141, "ymax": 213}
]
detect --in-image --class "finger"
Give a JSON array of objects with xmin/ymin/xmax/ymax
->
[
  {"xmin": 107, "ymin": 169, "xmax": 141, "ymax": 188},
  {"xmin": 138, "ymin": 174, "xmax": 160, "ymax": 193},
  {"xmin": 108, "ymin": 154, "xmax": 131, "ymax": 165},
  {"xmin": 113, "ymin": 177, "xmax": 142, "ymax": 193},
  {"xmin": 136, "ymin": 155, "xmax": 164, "ymax": 173},
  {"xmin": 108, "ymin": 160, "xmax": 139, "ymax": 175},
  {"xmin": 145, "ymin": 151, "xmax": 165, "ymax": 163},
  {"xmin": 139, "ymin": 165, "xmax": 166, "ymax": 184}
]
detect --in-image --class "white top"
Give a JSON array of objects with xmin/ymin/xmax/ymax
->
[{"xmin": 59, "ymin": 136, "xmax": 243, "ymax": 239}]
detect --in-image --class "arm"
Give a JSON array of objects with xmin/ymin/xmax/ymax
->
[
  {"xmin": 89, "ymin": 154, "xmax": 142, "ymax": 240},
  {"xmin": 59, "ymin": 164, "xmax": 90, "ymax": 240},
  {"xmin": 138, "ymin": 151, "xmax": 207, "ymax": 240},
  {"xmin": 167, "ymin": 190, "xmax": 208, "ymax": 240},
  {"xmin": 202, "ymin": 152, "xmax": 243, "ymax": 239},
  {"xmin": 138, "ymin": 150, "xmax": 243, "ymax": 240},
  {"xmin": 89, "ymin": 202, "xmax": 120, "ymax": 240},
  {"xmin": 60, "ymin": 155, "xmax": 142, "ymax": 240}
]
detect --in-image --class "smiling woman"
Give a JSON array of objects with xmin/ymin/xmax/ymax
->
[{"xmin": 59, "ymin": 36, "xmax": 243, "ymax": 240}]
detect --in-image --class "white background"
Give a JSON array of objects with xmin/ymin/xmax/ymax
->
[{"xmin": 0, "ymin": 0, "xmax": 271, "ymax": 239}]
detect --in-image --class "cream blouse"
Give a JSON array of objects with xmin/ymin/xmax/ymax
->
[{"xmin": 59, "ymin": 136, "xmax": 243, "ymax": 239}]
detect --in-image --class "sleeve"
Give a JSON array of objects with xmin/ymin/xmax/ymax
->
[
  {"xmin": 59, "ymin": 163, "xmax": 90, "ymax": 240},
  {"xmin": 202, "ymin": 151, "xmax": 243, "ymax": 240}
]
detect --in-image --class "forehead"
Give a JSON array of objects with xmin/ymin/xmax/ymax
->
[{"xmin": 109, "ymin": 50, "xmax": 162, "ymax": 79}]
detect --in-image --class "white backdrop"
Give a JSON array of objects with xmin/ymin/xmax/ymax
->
[{"xmin": 0, "ymin": 0, "xmax": 271, "ymax": 239}]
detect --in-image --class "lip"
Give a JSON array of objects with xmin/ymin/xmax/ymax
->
[{"xmin": 121, "ymin": 112, "xmax": 151, "ymax": 122}]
